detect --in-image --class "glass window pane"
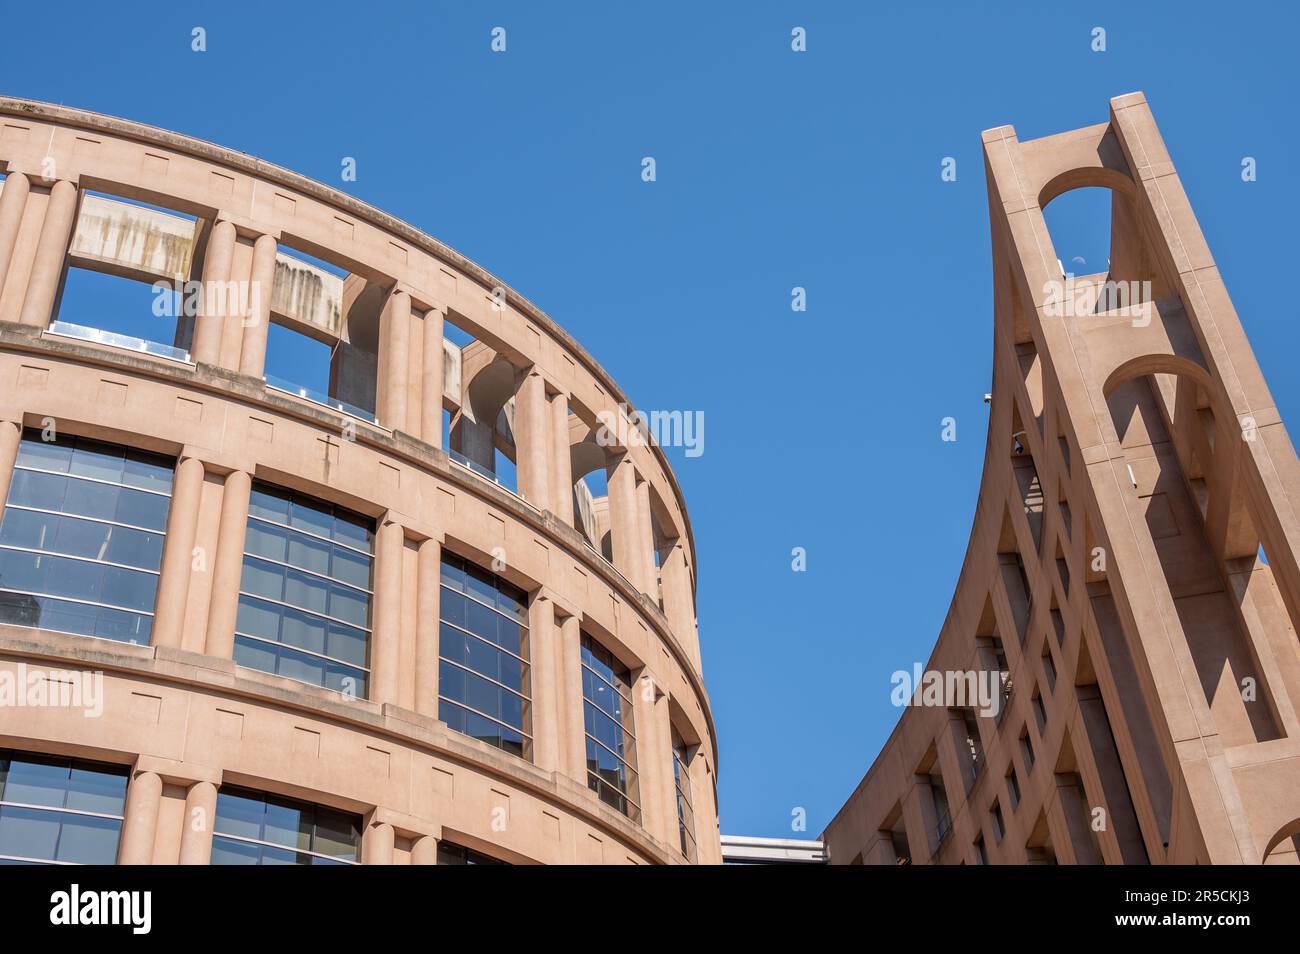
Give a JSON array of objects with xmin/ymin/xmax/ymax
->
[
  {"xmin": 233, "ymin": 635, "xmax": 278, "ymax": 676},
  {"xmin": 94, "ymin": 606, "xmax": 152, "ymax": 645},
  {"xmin": 279, "ymin": 607, "xmax": 327, "ymax": 656},
  {"xmin": 121, "ymin": 453, "xmax": 174, "ymax": 494},
  {"xmin": 286, "ymin": 531, "xmax": 330, "ymax": 577},
  {"xmin": 244, "ymin": 520, "xmax": 288, "ymax": 564},
  {"xmin": 114, "ymin": 487, "xmax": 169, "ymax": 532},
  {"xmin": 249, "ymin": 487, "xmax": 290, "ymax": 525},
  {"xmin": 326, "ymin": 622, "xmax": 368, "ymax": 668},
  {"xmin": 288, "ymin": 500, "xmax": 332, "ymax": 540},
  {"xmin": 236, "ymin": 596, "xmax": 282, "ymax": 641},
  {"xmin": 210, "ymin": 835, "xmax": 260, "ymax": 865},
  {"xmin": 277, "ymin": 645, "xmax": 326, "ymax": 688},
  {"xmin": 16, "ymin": 436, "xmax": 72, "ymax": 473},
  {"xmin": 284, "ymin": 569, "xmax": 328, "ymax": 616},
  {"xmin": 330, "ymin": 546, "xmax": 371, "ymax": 590},
  {"xmin": 54, "ymin": 813, "xmax": 121, "ymax": 864},
  {"xmin": 0, "ymin": 805, "xmax": 60, "ymax": 861},
  {"xmin": 9, "ymin": 470, "xmax": 69, "ymax": 512},
  {"xmin": 214, "ymin": 790, "xmax": 264, "ymax": 840},
  {"xmin": 0, "ymin": 756, "xmax": 68, "ymax": 808},
  {"xmin": 261, "ymin": 797, "xmax": 310, "ymax": 851},
  {"xmin": 65, "ymin": 763, "xmax": 127, "ymax": 815},
  {"xmin": 68, "ymin": 440, "xmax": 125, "ymax": 484},
  {"xmin": 327, "ymin": 582, "xmax": 368, "ymax": 629},
  {"xmin": 240, "ymin": 557, "xmax": 284, "ymax": 603}
]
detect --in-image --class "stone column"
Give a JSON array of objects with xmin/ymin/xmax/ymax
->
[
  {"xmin": 204, "ymin": 470, "xmax": 251, "ymax": 659},
  {"xmin": 0, "ymin": 172, "xmax": 30, "ymax": 297},
  {"xmin": 609, "ymin": 456, "xmax": 645, "ymax": 590},
  {"xmin": 528, "ymin": 595, "xmax": 561, "ymax": 773},
  {"xmin": 635, "ymin": 477, "xmax": 657, "ymax": 597},
  {"xmin": 411, "ymin": 833, "xmax": 439, "ymax": 865},
  {"xmin": 515, "ymin": 369, "xmax": 550, "ymax": 510},
  {"xmin": 558, "ymin": 613, "xmax": 587, "ymax": 783},
  {"xmin": 420, "ymin": 306, "xmax": 445, "ymax": 447},
  {"xmin": 0, "ymin": 420, "xmax": 22, "ymax": 509},
  {"xmin": 152, "ymin": 456, "xmax": 205, "ymax": 649},
  {"xmin": 191, "ymin": 219, "xmax": 237, "ymax": 365},
  {"xmin": 118, "ymin": 769, "xmax": 162, "ymax": 864},
  {"xmin": 632, "ymin": 675, "xmax": 671, "ymax": 843},
  {"xmin": 362, "ymin": 819, "xmax": 395, "ymax": 865},
  {"xmin": 178, "ymin": 781, "xmax": 218, "ymax": 864},
  {"xmin": 550, "ymin": 391, "xmax": 574, "ymax": 526},
  {"xmin": 18, "ymin": 179, "xmax": 77, "ymax": 328},
  {"xmin": 370, "ymin": 519, "xmax": 404, "ymax": 705},
  {"xmin": 237, "ymin": 233, "xmax": 277, "ymax": 378},
  {"xmin": 660, "ymin": 541, "xmax": 695, "ymax": 641},
  {"xmin": 377, "ymin": 290, "xmax": 411, "ymax": 432},
  {"xmin": 414, "ymin": 537, "xmax": 441, "ymax": 717}
]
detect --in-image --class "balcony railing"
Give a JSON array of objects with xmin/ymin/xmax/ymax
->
[
  {"xmin": 265, "ymin": 374, "xmax": 377, "ymax": 424},
  {"xmin": 46, "ymin": 320, "xmax": 190, "ymax": 364}
]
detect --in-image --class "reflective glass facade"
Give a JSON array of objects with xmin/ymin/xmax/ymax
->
[
  {"xmin": 671, "ymin": 726, "xmax": 697, "ymax": 862},
  {"xmin": 438, "ymin": 552, "xmax": 532, "ymax": 760},
  {"xmin": 436, "ymin": 840, "xmax": 506, "ymax": 865},
  {"xmin": 0, "ymin": 431, "xmax": 173, "ymax": 644},
  {"xmin": 211, "ymin": 785, "xmax": 360, "ymax": 865},
  {"xmin": 0, "ymin": 750, "xmax": 128, "ymax": 864},
  {"xmin": 235, "ymin": 484, "xmax": 373, "ymax": 696},
  {"xmin": 581, "ymin": 634, "xmax": 640, "ymax": 821}
]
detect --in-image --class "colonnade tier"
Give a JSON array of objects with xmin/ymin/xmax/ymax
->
[
  {"xmin": 0, "ymin": 97, "xmax": 718, "ymax": 864},
  {"xmin": 823, "ymin": 93, "xmax": 1300, "ymax": 866}
]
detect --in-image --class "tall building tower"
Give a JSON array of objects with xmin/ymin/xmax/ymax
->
[
  {"xmin": 825, "ymin": 94, "xmax": 1300, "ymax": 865},
  {"xmin": 0, "ymin": 98, "xmax": 717, "ymax": 865}
]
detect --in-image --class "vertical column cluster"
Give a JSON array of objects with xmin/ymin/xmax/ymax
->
[{"xmin": 0, "ymin": 173, "xmax": 77, "ymax": 329}]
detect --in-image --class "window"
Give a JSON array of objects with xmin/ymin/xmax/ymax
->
[
  {"xmin": 1020, "ymin": 728, "xmax": 1036, "ymax": 772},
  {"xmin": 1007, "ymin": 766, "xmax": 1022, "ymax": 808},
  {"xmin": 973, "ymin": 833, "xmax": 988, "ymax": 865},
  {"xmin": 581, "ymin": 634, "xmax": 640, "ymax": 821},
  {"xmin": 990, "ymin": 801, "xmax": 1006, "ymax": 842},
  {"xmin": 0, "ymin": 750, "xmax": 128, "ymax": 864},
  {"xmin": 671, "ymin": 726, "xmax": 697, "ymax": 862},
  {"xmin": 0, "ymin": 431, "xmax": 173, "ymax": 644},
  {"xmin": 437, "ymin": 841, "xmax": 506, "ymax": 865},
  {"xmin": 211, "ymin": 786, "xmax": 359, "ymax": 865},
  {"xmin": 439, "ymin": 552, "xmax": 532, "ymax": 760},
  {"xmin": 930, "ymin": 770, "xmax": 951, "ymax": 844},
  {"xmin": 234, "ymin": 484, "xmax": 373, "ymax": 696},
  {"xmin": 1032, "ymin": 689, "xmax": 1048, "ymax": 733}
]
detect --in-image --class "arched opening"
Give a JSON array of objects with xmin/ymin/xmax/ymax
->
[
  {"xmin": 449, "ymin": 353, "xmax": 519, "ymax": 493},
  {"xmin": 569, "ymin": 431, "xmax": 614, "ymax": 562}
]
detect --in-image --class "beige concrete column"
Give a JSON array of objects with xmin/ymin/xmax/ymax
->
[
  {"xmin": 237, "ymin": 233, "xmax": 276, "ymax": 378},
  {"xmin": 152, "ymin": 456, "xmax": 205, "ymax": 649},
  {"xmin": 18, "ymin": 179, "xmax": 77, "ymax": 328},
  {"xmin": 0, "ymin": 420, "xmax": 22, "ymax": 509},
  {"xmin": 362, "ymin": 819, "xmax": 395, "ymax": 865},
  {"xmin": 370, "ymin": 519, "xmax": 404, "ymax": 705},
  {"xmin": 635, "ymin": 476, "xmax": 657, "ymax": 596},
  {"xmin": 178, "ymin": 781, "xmax": 218, "ymax": 864},
  {"xmin": 632, "ymin": 676, "xmax": 671, "ymax": 841},
  {"xmin": 660, "ymin": 541, "xmax": 695, "ymax": 642},
  {"xmin": 191, "ymin": 219, "xmax": 236, "ymax": 365},
  {"xmin": 609, "ymin": 456, "xmax": 646, "ymax": 590},
  {"xmin": 558, "ymin": 613, "xmax": 588, "ymax": 783},
  {"xmin": 204, "ymin": 470, "xmax": 251, "ymax": 659},
  {"xmin": 550, "ymin": 391, "xmax": 574, "ymax": 526},
  {"xmin": 118, "ymin": 769, "xmax": 163, "ymax": 864},
  {"xmin": 415, "ymin": 537, "xmax": 441, "ymax": 717},
  {"xmin": 377, "ymin": 290, "xmax": 411, "ymax": 432},
  {"xmin": 411, "ymin": 833, "xmax": 439, "ymax": 865},
  {"xmin": 528, "ymin": 595, "xmax": 561, "ymax": 773},
  {"xmin": 420, "ymin": 306, "xmax": 445, "ymax": 447},
  {"xmin": 515, "ymin": 369, "xmax": 550, "ymax": 510},
  {"xmin": 0, "ymin": 172, "xmax": 31, "ymax": 297}
]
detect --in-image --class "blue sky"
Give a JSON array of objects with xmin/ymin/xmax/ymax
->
[{"xmin": 4, "ymin": 1, "xmax": 1298, "ymax": 839}]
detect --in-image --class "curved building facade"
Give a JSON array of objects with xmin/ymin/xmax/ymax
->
[
  {"xmin": 825, "ymin": 93, "xmax": 1300, "ymax": 865},
  {"xmin": 0, "ymin": 98, "xmax": 718, "ymax": 865}
]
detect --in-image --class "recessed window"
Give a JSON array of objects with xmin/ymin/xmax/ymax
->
[
  {"xmin": 439, "ymin": 552, "xmax": 532, "ymax": 760},
  {"xmin": 234, "ymin": 484, "xmax": 373, "ymax": 696},
  {"xmin": 671, "ymin": 726, "xmax": 697, "ymax": 862},
  {"xmin": 990, "ymin": 800, "xmax": 1006, "ymax": 842},
  {"xmin": 437, "ymin": 840, "xmax": 506, "ymax": 865},
  {"xmin": 211, "ymin": 785, "xmax": 360, "ymax": 865},
  {"xmin": 0, "ymin": 749, "xmax": 128, "ymax": 864},
  {"xmin": 1006, "ymin": 766, "xmax": 1022, "ymax": 808},
  {"xmin": 0, "ymin": 431, "xmax": 173, "ymax": 644},
  {"xmin": 581, "ymin": 634, "xmax": 640, "ymax": 821}
]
